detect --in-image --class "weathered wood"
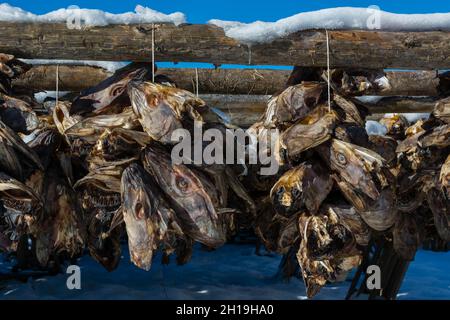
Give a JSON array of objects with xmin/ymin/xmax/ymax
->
[
  {"xmin": 0, "ymin": 22, "xmax": 449, "ymax": 69},
  {"xmin": 12, "ymin": 65, "xmax": 446, "ymax": 96},
  {"xmin": 12, "ymin": 65, "xmax": 111, "ymax": 92},
  {"xmin": 201, "ymin": 94, "xmax": 438, "ymax": 127}
]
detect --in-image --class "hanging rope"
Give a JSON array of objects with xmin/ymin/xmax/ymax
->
[
  {"xmin": 152, "ymin": 23, "xmax": 155, "ymax": 82},
  {"xmin": 55, "ymin": 64, "xmax": 59, "ymax": 106},
  {"xmin": 195, "ymin": 67, "xmax": 199, "ymax": 97},
  {"xmin": 326, "ymin": 30, "xmax": 331, "ymax": 113}
]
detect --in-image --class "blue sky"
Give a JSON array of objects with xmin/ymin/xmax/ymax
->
[{"xmin": 5, "ymin": 0, "xmax": 450, "ymax": 23}]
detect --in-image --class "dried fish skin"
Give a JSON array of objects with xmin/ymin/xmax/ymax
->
[
  {"xmin": 143, "ymin": 144, "xmax": 226, "ymax": 247},
  {"xmin": 440, "ymin": 155, "xmax": 450, "ymax": 198},
  {"xmin": 433, "ymin": 97, "xmax": 450, "ymax": 124},
  {"xmin": 64, "ymin": 108, "xmax": 141, "ymax": 144},
  {"xmin": 270, "ymin": 162, "xmax": 333, "ymax": 216},
  {"xmin": 31, "ymin": 165, "xmax": 86, "ymax": 266},
  {"xmin": 297, "ymin": 211, "xmax": 362, "ymax": 298},
  {"xmin": 335, "ymin": 178, "xmax": 397, "ymax": 231},
  {"xmin": 87, "ymin": 207, "xmax": 122, "ymax": 272},
  {"xmin": 320, "ymin": 139, "xmax": 391, "ymax": 200},
  {"xmin": 368, "ymin": 135, "xmax": 398, "ymax": 165},
  {"xmin": 128, "ymin": 81, "xmax": 205, "ymax": 144},
  {"xmin": 333, "ymin": 94, "xmax": 365, "ymax": 126},
  {"xmin": 121, "ymin": 163, "xmax": 174, "ymax": 271},
  {"xmin": 393, "ymin": 213, "xmax": 420, "ymax": 261},
  {"xmin": 71, "ymin": 63, "xmax": 153, "ymax": 116},
  {"xmin": 280, "ymin": 107, "xmax": 337, "ymax": 160},
  {"xmin": 379, "ymin": 114, "xmax": 409, "ymax": 140},
  {"xmin": 263, "ymin": 82, "xmax": 325, "ymax": 127},
  {"xmin": 0, "ymin": 94, "xmax": 40, "ymax": 134}
]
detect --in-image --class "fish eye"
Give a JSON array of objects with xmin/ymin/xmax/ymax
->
[
  {"xmin": 336, "ymin": 152, "xmax": 347, "ymax": 165},
  {"xmin": 291, "ymin": 188, "xmax": 301, "ymax": 199},
  {"xmin": 111, "ymin": 85, "xmax": 125, "ymax": 97},
  {"xmin": 134, "ymin": 203, "xmax": 145, "ymax": 219},
  {"xmin": 176, "ymin": 176, "xmax": 189, "ymax": 192},
  {"xmin": 276, "ymin": 186, "xmax": 285, "ymax": 196}
]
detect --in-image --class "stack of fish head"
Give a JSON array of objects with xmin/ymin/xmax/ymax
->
[
  {"xmin": 143, "ymin": 143, "xmax": 226, "ymax": 248},
  {"xmin": 70, "ymin": 62, "xmax": 153, "ymax": 116},
  {"xmin": 128, "ymin": 81, "xmax": 206, "ymax": 144},
  {"xmin": 328, "ymin": 69, "xmax": 390, "ymax": 96},
  {"xmin": 27, "ymin": 161, "xmax": 85, "ymax": 267}
]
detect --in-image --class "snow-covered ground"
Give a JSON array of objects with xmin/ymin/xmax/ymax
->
[{"xmin": 0, "ymin": 244, "xmax": 449, "ymax": 300}]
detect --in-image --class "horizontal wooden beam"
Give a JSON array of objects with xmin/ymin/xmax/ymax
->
[
  {"xmin": 201, "ymin": 94, "xmax": 437, "ymax": 127},
  {"xmin": 12, "ymin": 65, "xmax": 447, "ymax": 97},
  {"xmin": 0, "ymin": 22, "xmax": 449, "ymax": 69}
]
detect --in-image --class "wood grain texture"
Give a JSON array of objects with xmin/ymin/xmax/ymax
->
[{"xmin": 0, "ymin": 22, "xmax": 449, "ymax": 69}]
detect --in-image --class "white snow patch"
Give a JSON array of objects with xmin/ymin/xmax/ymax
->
[
  {"xmin": 209, "ymin": 7, "xmax": 450, "ymax": 43},
  {"xmin": 20, "ymin": 59, "xmax": 128, "ymax": 73},
  {"xmin": 365, "ymin": 120, "xmax": 387, "ymax": 136},
  {"xmin": 34, "ymin": 91, "xmax": 70, "ymax": 104},
  {"xmin": 384, "ymin": 113, "xmax": 430, "ymax": 123},
  {"xmin": 0, "ymin": 3, "xmax": 186, "ymax": 26},
  {"xmin": 355, "ymin": 96, "xmax": 383, "ymax": 104}
]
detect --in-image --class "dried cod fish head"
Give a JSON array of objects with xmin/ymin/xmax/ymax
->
[
  {"xmin": 128, "ymin": 81, "xmax": 205, "ymax": 143},
  {"xmin": 433, "ymin": 97, "xmax": 450, "ymax": 124},
  {"xmin": 71, "ymin": 62, "xmax": 153, "ymax": 116},
  {"xmin": 379, "ymin": 114, "xmax": 409, "ymax": 140},
  {"xmin": 263, "ymin": 82, "xmax": 325, "ymax": 127},
  {"xmin": 53, "ymin": 101, "xmax": 82, "ymax": 136},
  {"xmin": 86, "ymin": 207, "xmax": 122, "ymax": 272},
  {"xmin": 335, "ymin": 178, "xmax": 397, "ymax": 231},
  {"xmin": 319, "ymin": 139, "xmax": 392, "ymax": 200},
  {"xmin": 297, "ymin": 211, "xmax": 362, "ymax": 298},
  {"xmin": 90, "ymin": 128, "xmax": 151, "ymax": 164},
  {"xmin": 121, "ymin": 163, "xmax": 175, "ymax": 271},
  {"xmin": 0, "ymin": 94, "xmax": 40, "ymax": 134},
  {"xmin": 280, "ymin": 105, "xmax": 337, "ymax": 160},
  {"xmin": 32, "ymin": 165, "xmax": 86, "ymax": 266},
  {"xmin": 368, "ymin": 135, "xmax": 398, "ymax": 165},
  {"xmin": 328, "ymin": 69, "xmax": 390, "ymax": 96},
  {"xmin": 0, "ymin": 120, "xmax": 43, "ymax": 180},
  {"xmin": 270, "ymin": 162, "xmax": 333, "ymax": 216},
  {"xmin": 143, "ymin": 143, "xmax": 226, "ymax": 247},
  {"xmin": 0, "ymin": 172, "xmax": 42, "ymax": 217}
]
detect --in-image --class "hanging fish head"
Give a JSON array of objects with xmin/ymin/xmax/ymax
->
[
  {"xmin": 71, "ymin": 63, "xmax": 152, "ymax": 116},
  {"xmin": 143, "ymin": 144, "xmax": 225, "ymax": 247},
  {"xmin": 121, "ymin": 163, "xmax": 172, "ymax": 271}
]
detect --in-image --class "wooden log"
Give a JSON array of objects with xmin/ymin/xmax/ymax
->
[
  {"xmin": 12, "ymin": 64, "xmax": 111, "ymax": 92},
  {"xmin": 201, "ymin": 94, "xmax": 438, "ymax": 127},
  {"xmin": 12, "ymin": 65, "xmax": 446, "ymax": 96},
  {"xmin": 0, "ymin": 22, "xmax": 449, "ymax": 69}
]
